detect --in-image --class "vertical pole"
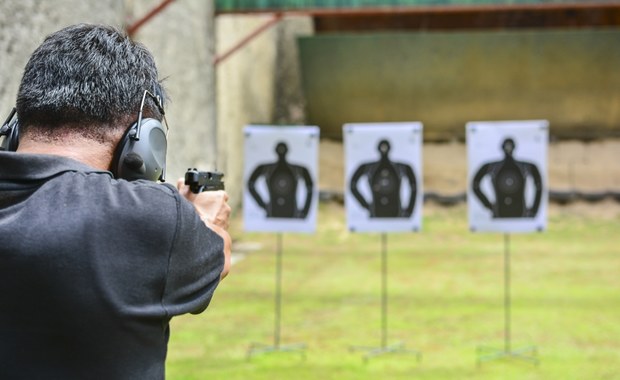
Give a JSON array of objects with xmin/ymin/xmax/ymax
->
[
  {"xmin": 381, "ymin": 233, "xmax": 388, "ymax": 349},
  {"xmin": 205, "ymin": 0, "xmax": 218, "ymax": 169},
  {"xmin": 274, "ymin": 233, "xmax": 283, "ymax": 348},
  {"xmin": 504, "ymin": 233, "xmax": 511, "ymax": 353}
]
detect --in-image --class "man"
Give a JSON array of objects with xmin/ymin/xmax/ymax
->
[{"xmin": 0, "ymin": 24, "xmax": 231, "ymax": 379}]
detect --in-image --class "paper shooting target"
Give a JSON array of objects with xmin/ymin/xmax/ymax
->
[
  {"xmin": 466, "ymin": 120, "xmax": 549, "ymax": 233},
  {"xmin": 343, "ymin": 122, "xmax": 423, "ymax": 233},
  {"xmin": 243, "ymin": 125, "xmax": 320, "ymax": 233}
]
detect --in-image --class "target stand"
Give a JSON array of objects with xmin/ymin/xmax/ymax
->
[
  {"xmin": 350, "ymin": 234, "xmax": 422, "ymax": 363},
  {"xmin": 247, "ymin": 234, "xmax": 307, "ymax": 360},
  {"xmin": 476, "ymin": 234, "xmax": 539, "ymax": 367}
]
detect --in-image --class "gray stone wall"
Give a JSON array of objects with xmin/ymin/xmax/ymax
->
[
  {"xmin": 216, "ymin": 14, "xmax": 278, "ymax": 210},
  {"xmin": 272, "ymin": 16, "xmax": 313, "ymax": 126},
  {"xmin": 0, "ymin": 0, "xmax": 123, "ymax": 115}
]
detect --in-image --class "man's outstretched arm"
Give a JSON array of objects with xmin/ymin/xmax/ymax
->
[{"xmin": 178, "ymin": 178, "xmax": 232, "ymax": 280}]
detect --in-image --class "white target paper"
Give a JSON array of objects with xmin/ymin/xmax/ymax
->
[
  {"xmin": 243, "ymin": 125, "xmax": 319, "ymax": 233},
  {"xmin": 466, "ymin": 120, "xmax": 549, "ymax": 233},
  {"xmin": 344, "ymin": 122, "xmax": 423, "ymax": 233}
]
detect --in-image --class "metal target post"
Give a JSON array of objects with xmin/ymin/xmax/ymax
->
[
  {"xmin": 243, "ymin": 125, "xmax": 318, "ymax": 360},
  {"xmin": 247, "ymin": 233, "xmax": 307, "ymax": 359},
  {"xmin": 504, "ymin": 233, "xmax": 512, "ymax": 354},
  {"xmin": 381, "ymin": 233, "xmax": 388, "ymax": 349},
  {"xmin": 275, "ymin": 232, "xmax": 283, "ymax": 348},
  {"xmin": 467, "ymin": 120, "xmax": 547, "ymax": 367},
  {"xmin": 350, "ymin": 233, "xmax": 422, "ymax": 363},
  {"xmin": 477, "ymin": 233, "xmax": 539, "ymax": 366}
]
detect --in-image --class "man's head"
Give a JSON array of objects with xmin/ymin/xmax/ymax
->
[{"xmin": 15, "ymin": 24, "xmax": 166, "ymax": 145}]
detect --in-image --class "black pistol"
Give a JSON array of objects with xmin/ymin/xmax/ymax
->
[{"xmin": 185, "ymin": 168, "xmax": 225, "ymax": 193}]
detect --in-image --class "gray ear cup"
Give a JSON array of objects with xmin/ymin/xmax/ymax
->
[
  {"xmin": 113, "ymin": 118, "xmax": 167, "ymax": 181},
  {"xmin": 0, "ymin": 108, "xmax": 20, "ymax": 152}
]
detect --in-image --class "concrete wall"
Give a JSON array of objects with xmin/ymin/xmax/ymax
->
[
  {"xmin": 215, "ymin": 14, "xmax": 279, "ymax": 210},
  {"xmin": 0, "ymin": 0, "xmax": 123, "ymax": 115},
  {"xmin": 273, "ymin": 16, "xmax": 314, "ymax": 126}
]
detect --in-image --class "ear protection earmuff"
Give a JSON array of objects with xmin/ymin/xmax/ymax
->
[
  {"xmin": 1, "ymin": 89, "xmax": 168, "ymax": 182},
  {"xmin": 0, "ymin": 108, "xmax": 20, "ymax": 152},
  {"xmin": 111, "ymin": 115, "xmax": 167, "ymax": 182},
  {"xmin": 111, "ymin": 89, "xmax": 168, "ymax": 182}
]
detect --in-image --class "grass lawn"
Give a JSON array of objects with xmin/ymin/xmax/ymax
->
[{"xmin": 166, "ymin": 201, "xmax": 620, "ymax": 380}]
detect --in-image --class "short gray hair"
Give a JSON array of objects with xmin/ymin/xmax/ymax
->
[{"xmin": 16, "ymin": 24, "xmax": 166, "ymax": 137}]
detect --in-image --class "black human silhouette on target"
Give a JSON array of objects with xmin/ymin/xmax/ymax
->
[
  {"xmin": 472, "ymin": 137, "xmax": 543, "ymax": 218},
  {"xmin": 247, "ymin": 141, "xmax": 314, "ymax": 219},
  {"xmin": 349, "ymin": 139, "xmax": 417, "ymax": 218}
]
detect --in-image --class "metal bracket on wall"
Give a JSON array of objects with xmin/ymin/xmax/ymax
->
[
  {"xmin": 126, "ymin": 0, "xmax": 177, "ymax": 38},
  {"xmin": 213, "ymin": 13, "xmax": 283, "ymax": 66}
]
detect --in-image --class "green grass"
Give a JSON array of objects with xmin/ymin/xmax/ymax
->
[{"xmin": 166, "ymin": 202, "xmax": 620, "ymax": 380}]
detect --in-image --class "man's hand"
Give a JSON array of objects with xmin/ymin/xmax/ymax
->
[
  {"xmin": 177, "ymin": 178, "xmax": 232, "ymax": 279},
  {"xmin": 177, "ymin": 178, "xmax": 231, "ymax": 228}
]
